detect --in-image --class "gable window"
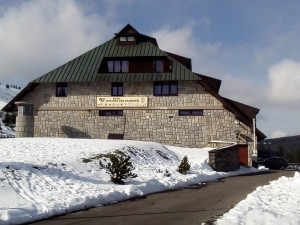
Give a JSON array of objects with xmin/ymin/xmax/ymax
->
[
  {"xmin": 155, "ymin": 60, "xmax": 164, "ymax": 72},
  {"xmin": 99, "ymin": 110, "xmax": 123, "ymax": 116},
  {"xmin": 56, "ymin": 83, "xmax": 68, "ymax": 97},
  {"xmin": 107, "ymin": 60, "xmax": 129, "ymax": 73},
  {"xmin": 127, "ymin": 36, "xmax": 135, "ymax": 41},
  {"xmin": 119, "ymin": 36, "xmax": 135, "ymax": 42},
  {"xmin": 179, "ymin": 110, "xmax": 204, "ymax": 116},
  {"xmin": 112, "ymin": 82, "xmax": 123, "ymax": 96},
  {"xmin": 153, "ymin": 81, "xmax": 178, "ymax": 96}
]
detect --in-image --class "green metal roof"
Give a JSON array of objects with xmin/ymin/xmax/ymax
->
[{"xmin": 32, "ymin": 38, "xmax": 200, "ymax": 83}]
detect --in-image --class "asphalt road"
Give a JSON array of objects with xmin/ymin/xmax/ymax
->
[{"xmin": 28, "ymin": 170, "xmax": 295, "ymax": 225}]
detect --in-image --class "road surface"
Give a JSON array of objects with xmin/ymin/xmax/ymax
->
[{"xmin": 28, "ymin": 170, "xmax": 295, "ymax": 225}]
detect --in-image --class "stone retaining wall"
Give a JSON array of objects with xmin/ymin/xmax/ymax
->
[{"xmin": 208, "ymin": 144, "xmax": 240, "ymax": 172}]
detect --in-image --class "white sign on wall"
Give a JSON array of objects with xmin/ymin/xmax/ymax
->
[{"xmin": 96, "ymin": 97, "xmax": 148, "ymax": 108}]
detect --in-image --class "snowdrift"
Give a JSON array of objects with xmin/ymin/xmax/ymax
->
[{"xmin": 0, "ymin": 138, "xmax": 260, "ymax": 224}]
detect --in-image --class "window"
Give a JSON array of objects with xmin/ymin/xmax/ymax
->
[
  {"xmin": 127, "ymin": 36, "xmax": 135, "ymax": 41},
  {"xmin": 112, "ymin": 82, "xmax": 123, "ymax": 96},
  {"xmin": 107, "ymin": 61, "xmax": 129, "ymax": 72},
  {"xmin": 121, "ymin": 61, "xmax": 129, "ymax": 72},
  {"xmin": 24, "ymin": 105, "xmax": 33, "ymax": 116},
  {"xmin": 119, "ymin": 36, "xmax": 135, "ymax": 42},
  {"xmin": 18, "ymin": 104, "xmax": 33, "ymax": 116},
  {"xmin": 99, "ymin": 110, "xmax": 123, "ymax": 116},
  {"xmin": 155, "ymin": 60, "xmax": 164, "ymax": 72},
  {"xmin": 56, "ymin": 83, "xmax": 68, "ymax": 97},
  {"xmin": 179, "ymin": 110, "xmax": 204, "ymax": 116},
  {"xmin": 153, "ymin": 81, "xmax": 178, "ymax": 96}
]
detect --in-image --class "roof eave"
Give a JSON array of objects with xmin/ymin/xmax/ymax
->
[{"xmin": 1, "ymin": 83, "xmax": 38, "ymax": 112}]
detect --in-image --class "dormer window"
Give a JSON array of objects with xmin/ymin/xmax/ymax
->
[
  {"xmin": 119, "ymin": 36, "xmax": 135, "ymax": 42},
  {"xmin": 107, "ymin": 60, "xmax": 129, "ymax": 73},
  {"xmin": 155, "ymin": 60, "xmax": 164, "ymax": 72}
]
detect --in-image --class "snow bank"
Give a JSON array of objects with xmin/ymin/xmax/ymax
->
[
  {"xmin": 0, "ymin": 138, "xmax": 261, "ymax": 224},
  {"xmin": 216, "ymin": 172, "xmax": 300, "ymax": 225}
]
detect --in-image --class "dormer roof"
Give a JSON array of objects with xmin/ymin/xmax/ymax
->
[
  {"xmin": 114, "ymin": 24, "xmax": 158, "ymax": 46},
  {"xmin": 115, "ymin": 24, "xmax": 139, "ymax": 35}
]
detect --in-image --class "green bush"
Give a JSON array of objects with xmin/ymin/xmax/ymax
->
[
  {"xmin": 2, "ymin": 112, "xmax": 16, "ymax": 128},
  {"xmin": 99, "ymin": 154, "xmax": 137, "ymax": 184},
  {"xmin": 178, "ymin": 155, "xmax": 191, "ymax": 175}
]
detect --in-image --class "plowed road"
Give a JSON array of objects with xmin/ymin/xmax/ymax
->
[{"xmin": 28, "ymin": 170, "xmax": 295, "ymax": 225}]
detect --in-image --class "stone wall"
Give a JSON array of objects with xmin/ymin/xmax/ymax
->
[
  {"xmin": 208, "ymin": 144, "xmax": 240, "ymax": 172},
  {"xmin": 22, "ymin": 81, "xmax": 223, "ymax": 109},
  {"xmin": 15, "ymin": 115, "xmax": 34, "ymax": 137},
  {"xmin": 18, "ymin": 81, "xmax": 255, "ymax": 165}
]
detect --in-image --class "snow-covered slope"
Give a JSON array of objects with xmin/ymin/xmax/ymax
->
[
  {"xmin": 0, "ymin": 84, "xmax": 20, "ymax": 110},
  {"xmin": 0, "ymin": 138, "xmax": 262, "ymax": 225},
  {"xmin": 0, "ymin": 84, "xmax": 20, "ymax": 137}
]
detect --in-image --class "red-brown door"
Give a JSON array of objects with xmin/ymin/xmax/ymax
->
[{"xmin": 239, "ymin": 144, "xmax": 248, "ymax": 166}]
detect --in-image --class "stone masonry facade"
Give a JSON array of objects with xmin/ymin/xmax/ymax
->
[{"xmin": 18, "ymin": 81, "xmax": 254, "ymax": 160}]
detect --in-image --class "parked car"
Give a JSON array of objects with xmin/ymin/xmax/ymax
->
[
  {"xmin": 287, "ymin": 163, "xmax": 297, "ymax": 170},
  {"xmin": 258, "ymin": 157, "xmax": 288, "ymax": 170}
]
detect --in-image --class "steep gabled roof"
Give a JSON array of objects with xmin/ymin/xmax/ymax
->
[{"xmin": 31, "ymin": 24, "xmax": 199, "ymax": 83}]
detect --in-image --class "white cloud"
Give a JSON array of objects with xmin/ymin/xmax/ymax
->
[
  {"xmin": 267, "ymin": 59, "xmax": 300, "ymax": 104},
  {"xmin": 219, "ymin": 73, "xmax": 266, "ymax": 106},
  {"xmin": 151, "ymin": 25, "xmax": 270, "ymax": 108},
  {"xmin": 0, "ymin": 0, "xmax": 118, "ymax": 85},
  {"xmin": 271, "ymin": 130, "xmax": 288, "ymax": 139},
  {"xmin": 151, "ymin": 25, "xmax": 223, "ymax": 76}
]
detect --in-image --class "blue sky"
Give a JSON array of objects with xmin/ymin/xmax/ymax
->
[{"xmin": 0, "ymin": 0, "xmax": 300, "ymax": 139}]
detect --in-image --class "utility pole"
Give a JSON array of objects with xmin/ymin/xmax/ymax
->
[{"xmin": 252, "ymin": 118, "xmax": 258, "ymax": 168}]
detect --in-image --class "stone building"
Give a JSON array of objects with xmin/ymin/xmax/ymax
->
[{"xmin": 3, "ymin": 24, "xmax": 265, "ymax": 165}]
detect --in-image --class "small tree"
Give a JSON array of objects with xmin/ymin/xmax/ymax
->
[
  {"xmin": 99, "ymin": 154, "xmax": 137, "ymax": 184},
  {"xmin": 178, "ymin": 156, "xmax": 191, "ymax": 175},
  {"xmin": 2, "ymin": 113, "xmax": 16, "ymax": 128}
]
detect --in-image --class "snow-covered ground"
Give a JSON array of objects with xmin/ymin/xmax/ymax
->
[
  {"xmin": 0, "ymin": 138, "xmax": 262, "ymax": 224},
  {"xmin": 216, "ymin": 171, "xmax": 300, "ymax": 225},
  {"xmin": 0, "ymin": 84, "xmax": 20, "ymax": 137}
]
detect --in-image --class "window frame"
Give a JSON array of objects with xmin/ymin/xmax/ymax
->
[
  {"xmin": 155, "ymin": 60, "xmax": 164, "ymax": 72},
  {"xmin": 111, "ymin": 82, "xmax": 124, "ymax": 96},
  {"xmin": 179, "ymin": 110, "xmax": 204, "ymax": 116},
  {"xmin": 107, "ymin": 60, "xmax": 129, "ymax": 73},
  {"xmin": 56, "ymin": 83, "xmax": 68, "ymax": 97},
  {"xmin": 127, "ymin": 36, "xmax": 135, "ymax": 41},
  {"xmin": 119, "ymin": 36, "xmax": 127, "ymax": 42},
  {"xmin": 153, "ymin": 81, "xmax": 178, "ymax": 96},
  {"xmin": 119, "ymin": 36, "xmax": 135, "ymax": 42},
  {"xmin": 99, "ymin": 110, "xmax": 123, "ymax": 116}
]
